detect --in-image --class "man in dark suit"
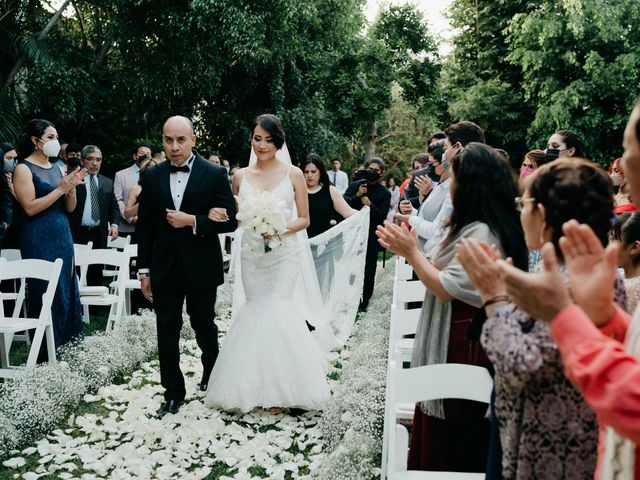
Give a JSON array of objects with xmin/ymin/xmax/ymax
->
[
  {"xmin": 67, "ymin": 145, "xmax": 121, "ymax": 286},
  {"xmin": 136, "ymin": 116, "xmax": 237, "ymax": 417}
]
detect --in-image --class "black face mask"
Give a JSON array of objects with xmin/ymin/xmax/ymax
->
[
  {"xmin": 426, "ymin": 163, "xmax": 441, "ymax": 183},
  {"xmin": 545, "ymin": 148, "xmax": 561, "ymax": 162},
  {"xmin": 367, "ymin": 169, "xmax": 380, "ymax": 183}
]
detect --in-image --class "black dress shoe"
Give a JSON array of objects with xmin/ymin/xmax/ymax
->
[
  {"xmin": 157, "ymin": 400, "xmax": 183, "ymax": 418},
  {"xmin": 198, "ymin": 382, "xmax": 208, "ymax": 392}
]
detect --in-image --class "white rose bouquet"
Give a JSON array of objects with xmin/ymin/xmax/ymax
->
[{"xmin": 236, "ymin": 191, "xmax": 289, "ymax": 253}]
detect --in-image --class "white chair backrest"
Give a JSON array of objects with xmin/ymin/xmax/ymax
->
[
  {"xmin": 125, "ymin": 243, "xmax": 138, "ymax": 257},
  {"xmin": 395, "ymin": 260, "xmax": 413, "ymax": 281},
  {"xmin": 74, "ymin": 241, "xmax": 94, "ymax": 252},
  {"xmin": 106, "ymin": 235, "xmax": 131, "ymax": 250},
  {"xmin": 0, "ymin": 258, "xmax": 62, "ymax": 324},
  {"xmin": 391, "ymin": 363, "xmax": 493, "ymax": 405},
  {"xmin": 391, "ymin": 308, "xmax": 420, "ymax": 340},
  {"xmin": 393, "ymin": 280, "xmax": 426, "ymax": 304},
  {"xmin": 0, "ymin": 249, "xmax": 22, "ymax": 261}
]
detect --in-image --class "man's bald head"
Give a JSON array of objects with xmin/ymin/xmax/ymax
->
[{"xmin": 163, "ymin": 115, "xmax": 196, "ymax": 165}]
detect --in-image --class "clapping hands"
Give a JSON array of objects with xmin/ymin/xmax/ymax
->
[{"xmin": 59, "ymin": 167, "xmax": 87, "ymax": 194}]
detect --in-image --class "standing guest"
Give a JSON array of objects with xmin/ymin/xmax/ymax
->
[
  {"xmin": 402, "ymin": 131, "xmax": 447, "ymax": 208},
  {"xmin": 53, "ymin": 141, "xmax": 68, "ymax": 172},
  {"xmin": 152, "ymin": 149, "xmax": 166, "ymax": 162},
  {"xmin": 64, "ymin": 143, "xmax": 82, "ymax": 173},
  {"xmin": 136, "ymin": 116, "xmax": 237, "ymax": 417},
  {"xmin": 303, "ymin": 154, "xmax": 356, "ymax": 238},
  {"xmin": 0, "ymin": 145, "xmax": 11, "ymax": 246},
  {"xmin": 1, "ymin": 142, "xmax": 18, "ymax": 174},
  {"xmin": 496, "ymin": 99, "xmax": 640, "ymax": 479},
  {"xmin": 517, "ymin": 149, "xmax": 546, "ymax": 191},
  {"xmin": 612, "ymin": 212, "xmax": 640, "ymax": 313},
  {"xmin": 545, "ymin": 129, "xmax": 586, "ymax": 161},
  {"xmin": 386, "ymin": 177, "xmax": 400, "ymax": 224},
  {"xmin": 457, "ymin": 158, "xmax": 617, "ymax": 479},
  {"xmin": 124, "ymin": 157, "xmax": 158, "ymax": 236},
  {"xmin": 399, "ymin": 153, "xmax": 430, "ymax": 206},
  {"xmin": 344, "ymin": 157, "xmax": 391, "ymax": 312},
  {"xmin": 12, "ymin": 119, "xmax": 85, "ymax": 357},
  {"xmin": 610, "ymin": 158, "xmax": 638, "ymax": 214},
  {"xmin": 67, "ymin": 145, "xmax": 120, "ymax": 286},
  {"xmin": 329, "ymin": 159, "xmax": 349, "ymax": 194},
  {"xmin": 114, "ymin": 144, "xmax": 152, "ymax": 237},
  {"xmin": 208, "ymin": 151, "xmax": 221, "ymax": 165},
  {"xmin": 377, "ymin": 143, "xmax": 528, "ymax": 473}
]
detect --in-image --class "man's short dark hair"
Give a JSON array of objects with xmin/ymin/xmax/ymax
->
[
  {"xmin": 445, "ymin": 121, "xmax": 485, "ymax": 147},
  {"xmin": 428, "ymin": 131, "xmax": 446, "ymax": 144},
  {"xmin": 365, "ymin": 157, "xmax": 385, "ymax": 171},
  {"xmin": 135, "ymin": 143, "xmax": 151, "ymax": 154},
  {"xmin": 66, "ymin": 142, "xmax": 81, "ymax": 155}
]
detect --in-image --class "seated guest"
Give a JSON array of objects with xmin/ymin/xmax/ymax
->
[
  {"xmin": 457, "ymin": 158, "xmax": 619, "ymax": 478},
  {"xmin": 377, "ymin": 143, "xmax": 528, "ymax": 472},
  {"xmin": 611, "ymin": 212, "xmax": 640, "ymax": 313}
]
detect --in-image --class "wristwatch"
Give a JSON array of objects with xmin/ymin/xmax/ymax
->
[{"xmin": 137, "ymin": 272, "xmax": 149, "ymax": 280}]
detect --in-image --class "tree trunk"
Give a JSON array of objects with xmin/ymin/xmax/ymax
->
[
  {"xmin": 4, "ymin": 0, "xmax": 73, "ymax": 88},
  {"xmin": 364, "ymin": 120, "xmax": 378, "ymax": 162}
]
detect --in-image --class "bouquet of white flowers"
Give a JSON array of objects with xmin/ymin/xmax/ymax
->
[{"xmin": 236, "ymin": 191, "xmax": 289, "ymax": 253}]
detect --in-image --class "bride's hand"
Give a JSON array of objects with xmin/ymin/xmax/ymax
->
[{"xmin": 208, "ymin": 207, "xmax": 229, "ymax": 222}]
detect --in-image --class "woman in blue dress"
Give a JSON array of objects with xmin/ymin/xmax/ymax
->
[{"xmin": 12, "ymin": 119, "xmax": 86, "ymax": 360}]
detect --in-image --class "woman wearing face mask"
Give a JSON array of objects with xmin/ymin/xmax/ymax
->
[
  {"xmin": 545, "ymin": 129, "xmax": 586, "ymax": 162},
  {"xmin": 609, "ymin": 158, "xmax": 638, "ymax": 214},
  {"xmin": 12, "ymin": 119, "xmax": 87, "ymax": 359},
  {"xmin": 518, "ymin": 149, "xmax": 546, "ymax": 191}
]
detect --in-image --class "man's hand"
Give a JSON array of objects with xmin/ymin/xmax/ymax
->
[
  {"xmin": 559, "ymin": 220, "xmax": 618, "ymax": 326},
  {"xmin": 399, "ymin": 200, "xmax": 413, "ymax": 215},
  {"xmin": 166, "ymin": 209, "xmax": 195, "ymax": 229},
  {"xmin": 108, "ymin": 226, "xmax": 118, "ymax": 240},
  {"xmin": 356, "ymin": 184, "xmax": 367, "ymax": 198},
  {"xmin": 141, "ymin": 276, "xmax": 153, "ymax": 303},
  {"xmin": 361, "ymin": 196, "xmax": 371, "ymax": 206},
  {"xmin": 208, "ymin": 207, "xmax": 229, "ymax": 222},
  {"xmin": 499, "ymin": 242, "xmax": 572, "ymax": 322}
]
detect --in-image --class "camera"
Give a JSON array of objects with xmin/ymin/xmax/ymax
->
[{"xmin": 354, "ymin": 168, "xmax": 380, "ymax": 184}]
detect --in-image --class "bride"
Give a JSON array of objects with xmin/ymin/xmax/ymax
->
[{"xmin": 204, "ymin": 114, "xmax": 331, "ymax": 412}]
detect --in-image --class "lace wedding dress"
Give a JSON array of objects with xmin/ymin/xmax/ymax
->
[{"xmin": 204, "ymin": 168, "xmax": 331, "ymax": 412}]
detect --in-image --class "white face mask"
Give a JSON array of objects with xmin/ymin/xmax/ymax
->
[{"xmin": 39, "ymin": 138, "xmax": 61, "ymax": 158}]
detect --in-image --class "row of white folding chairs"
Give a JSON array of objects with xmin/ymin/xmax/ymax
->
[
  {"xmin": 0, "ymin": 257, "xmax": 62, "ymax": 378},
  {"xmin": 0, "ymin": 249, "xmax": 30, "ymax": 357},
  {"xmin": 383, "ymin": 361, "xmax": 492, "ymax": 480}
]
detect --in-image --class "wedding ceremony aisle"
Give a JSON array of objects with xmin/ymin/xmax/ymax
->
[{"xmin": 0, "ymin": 264, "xmax": 393, "ymax": 480}]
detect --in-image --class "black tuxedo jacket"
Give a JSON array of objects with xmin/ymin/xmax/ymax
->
[
  {"xmin": 136, "ymin": 154, "xmax": 237, "ymax": 290},
  {"xmin": 67, "ymin": 173, "xmax": 121, "ymax": 248}
]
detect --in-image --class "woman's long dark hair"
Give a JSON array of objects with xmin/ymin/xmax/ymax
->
[
  {"xmin": 529, "ymin": 158, "xmax": 614, "ymax": 260},
  {"xmin": 302, "ymin": 154, "xmax": 331, "ymax": 193},
  {"xmin": 17, "ymin": 119, "xmax": 55, "ymax": 160},
  {"xmin": 445, "ymin": 142, "xmax": 528, "ymax": 271}
]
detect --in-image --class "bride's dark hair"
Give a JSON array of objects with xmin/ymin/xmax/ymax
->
[{"xmin": 252, "ymin": 114, "xmax": 286, "ymax": 150}]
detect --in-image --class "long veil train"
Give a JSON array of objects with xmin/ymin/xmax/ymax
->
[{"xmin": 231, "ymin": 144, "xmax": 369, "ymax": 350}]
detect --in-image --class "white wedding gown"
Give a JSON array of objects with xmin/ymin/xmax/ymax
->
[{"xmin": 204, "ymin": 169, "xmax": 331, "ymax": 412}]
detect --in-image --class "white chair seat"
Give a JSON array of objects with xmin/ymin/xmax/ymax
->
[
  {"xmin": 80, "ymin": 294, "xmax": 119, "ymax": 306},
  {"xmin": 396, "ymin": 338, "xmax": 414, "ymax": 352},
  {"xmin": 79, "ymin": 286, "xmax": 109, "ymax": 296},
  {"xmin": 0, "ymin": 317, "xmax": 42, "ymax": 332},
  {"xmin": 109, "ymin": 279, "xmax": 140, "ymax": 290},
  {"xmin": 391, "ymin": 472, "xmax": 486, "ymax": 480}
]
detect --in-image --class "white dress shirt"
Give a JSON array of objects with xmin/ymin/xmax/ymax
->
[
  {"xmin": 81, "ymin": 174, "xmax": 101, "ymax": 228},
  {"xmin": 170, "ymin": 155, "xmax": 194, "ymax": 211},
  {"xmin": 330, "ymin": 169, "xmax": 349, "ymax": 194}
]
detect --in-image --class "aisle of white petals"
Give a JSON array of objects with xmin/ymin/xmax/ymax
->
[{"xmin": 0, "ymin": 264, "xmax": 392, "ymax": 480}]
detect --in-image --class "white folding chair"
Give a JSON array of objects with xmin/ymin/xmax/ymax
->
[
  {"xmin": 76, "ymin": 248, "xmax": 131, "ymax": 330},
  {"xmin": 392, "ymin": 280, "xmax": 426, "ymax": 310},
  {"xmin": 109, "ymin": 243, "xmax": 140, "ymax": 315},
  {"xmin": 0, "ymin": 249, "xmax": 29, "ymax": 352},
  {"xmin": 0, "ymin": 258, "xmax": 62, "ymax": 378},
  {"xmin": 103, "ymin": 235, "xmax": 131, "ymax": 279},
  {"xmin": 389, "ymin": 307, "xmax": 420, "ymax": 366},
  {"xmin": 383, "ymin": 362, "xmax": 492, "ymax": 480},
  {"xmin": 395, "ymin": 260, "xmax": 414, "ymax": 281}
]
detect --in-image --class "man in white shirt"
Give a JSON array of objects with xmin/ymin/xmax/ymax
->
[
  {"xmin": 113, "ymin": 144, "xmax": 152, "ymax": 236},
  {"xmin": 330, "ymin": 160, "xmax": 349, "ymax": 194}
]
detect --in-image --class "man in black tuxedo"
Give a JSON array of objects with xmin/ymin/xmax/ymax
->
[
  {"xmin": 67, "ymin": 145, "xmax": 121, "ymax": 286},
  {"xmin": 136, "ymin": 116, "xmax": 237, "ymax": 417}
]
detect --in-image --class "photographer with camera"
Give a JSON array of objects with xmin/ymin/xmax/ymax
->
[
  {"xmin": 344, "ymin": 157, "xmax": 391, "ymax": 311},
  {"xmin": 114, "ymin": 143, "xmax": 152, "ymax": 237}
]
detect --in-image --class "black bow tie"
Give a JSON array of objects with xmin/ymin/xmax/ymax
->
[{"xmin": 169, "ymin": 164, "xmax": 190, "ymax": 173}]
